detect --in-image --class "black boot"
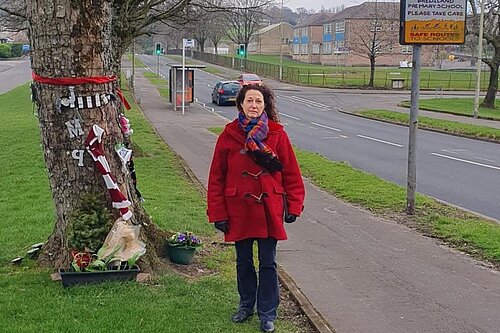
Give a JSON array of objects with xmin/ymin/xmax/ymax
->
[
  {"xmin": 260, "ymin": 320, "xmax": 275, "ymax": 332},
  {"xmin": 231, "ymin": 308, "xmax": 254, "ymax": 323}
]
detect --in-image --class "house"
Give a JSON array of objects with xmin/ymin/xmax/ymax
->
[
  {"xmin": 293, "ymin": 2, "xmax": 435, "ymax": 66},
  {"xmin": 292, "ymin": 13, "xmax": 336, "ymax": 64},
  {"xmin": 0, "ymin": 26, "xmax": 29, "ymax": 44},
  {"xmin": 205, "ymin": 43, "xmax": 230, "ymax": 55},
  {"xmin": 247, "ymin": 23, "xmax": 293, "ymax": 56}
]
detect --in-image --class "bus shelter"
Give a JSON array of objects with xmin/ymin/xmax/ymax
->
[{"xmin": 168, "ymin": 64, "xmax": 205, "ymax": 111}]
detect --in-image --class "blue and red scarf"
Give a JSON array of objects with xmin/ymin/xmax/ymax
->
[{"xmin": 238, "ymin": 112, "xmax": 282, "ymax": 172}]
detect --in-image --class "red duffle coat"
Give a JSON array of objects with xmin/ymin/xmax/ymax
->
[{"xmin": 207, "ymin": 119, "xmax": 305, "ymax": 242}]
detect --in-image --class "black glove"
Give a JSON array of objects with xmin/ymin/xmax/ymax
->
[
  {"xmin": 284, "ymin": 214, "xmax": 297, "ymax": 223},
  {"xmin": 214, "ymin": 221, "xmax": 229, "ymax": 234}
]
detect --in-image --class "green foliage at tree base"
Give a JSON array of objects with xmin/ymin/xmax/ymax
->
[{"xmin": 67, "ymin": 193, "xmax": 113, "ymax": 252}]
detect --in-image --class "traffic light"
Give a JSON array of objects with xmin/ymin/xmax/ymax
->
[
  {"xmin": 238, "ymin": 44, "xmax": 246, "ymax": 57},
  {"xmin": 155, "ymin": 42, "xmax": 162, "ymax": 55}
]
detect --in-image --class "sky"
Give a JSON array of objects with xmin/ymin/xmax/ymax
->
[{"xmin": 283, "ymin": 0, "xmax": 350, "ymax": 11}]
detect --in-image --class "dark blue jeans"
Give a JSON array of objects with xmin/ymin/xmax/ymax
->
[{"xmin": 235, "ymin": 237, "xmax": 278, "ymax": 322}]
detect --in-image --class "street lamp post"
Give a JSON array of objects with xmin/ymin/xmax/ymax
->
[
  {"xmin": 279, "ymin": 0, "xmax": 284, "ymax": 81},
  {"xmin": 131, "ymin": 39, "xmax": 135, "ymax": 91},
  {"xmin": 473, "ymin": 0, "xmax": 485, "ymax": 118}
]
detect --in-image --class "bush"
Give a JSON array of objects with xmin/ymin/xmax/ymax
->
[
  {"xmin": 11, "ymin": 44, "xmax": 23, "ymax": 57},
  {"xmin": 67, "ymin": 193, "xmax": 113, "ymax": 252},
  {"xmin": 0, "ymin": 44, "xmax": 12, "ymax": 58}
]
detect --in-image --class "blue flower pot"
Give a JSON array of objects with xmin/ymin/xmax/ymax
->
[{"xmin": 167, "ymin": 244, "xmax": 196, "ymax": 265}]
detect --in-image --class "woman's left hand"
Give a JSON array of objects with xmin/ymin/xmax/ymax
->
[{"xmin": 284, "ymin": 214, "xmax": 297, "ymax": 223}]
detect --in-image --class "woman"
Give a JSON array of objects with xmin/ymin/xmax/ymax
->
[{"xmin": 207, "ymin": 84, "xmax": 305, "ymax": 333}]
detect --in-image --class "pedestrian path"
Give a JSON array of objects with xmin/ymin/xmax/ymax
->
[{"xmin": 131, "ymin": 62, "xmax": 500, "ymax": 333}]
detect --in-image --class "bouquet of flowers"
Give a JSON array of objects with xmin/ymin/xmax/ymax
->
[{"xmin": 167, "ymin": 231, "xmax": 203, "ymax": 250}]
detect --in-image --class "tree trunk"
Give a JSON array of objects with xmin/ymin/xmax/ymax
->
[
  {"xmin": 481, "ymin": 61, "xmax": 498, "ymax": 109},
  {"xmin": 369, "ymin": 55, "xmax": 375, "ymax": 87},
  {"xmin": 26, "ymin": 0, "xmax": 166, "ymax": 272}
]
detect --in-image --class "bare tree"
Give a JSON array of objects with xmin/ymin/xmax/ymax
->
[
  {"xmin": 224, "ymin": 0, "xmax": 271, "ymax": 55},
  {"xmin": 468, "ymin": 0, "xmax": 499, "ymax": 108},
  {"xmin": 4, "ymin": 0, "xmax": 277, "ymax": 273},
  {"xmin": 21, "ymin": 0, "xmax": 237, "ymax": 271},
  {"xmin": 184, "ymin": 7, "xmax": 212, "ymax": 52},
  {"xmin": 25, "ymin": 0, "xmax": 172, "ymax": 271},
  {"xmin": 349, "ymin": 2, "xmax": 399, "ymax": 87},
  {"xmin": 207, "ymin": 16, "xmax": 230, "ymax": 54}
]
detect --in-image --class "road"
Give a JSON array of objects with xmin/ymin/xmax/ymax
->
[{"xmin": 0, "ymin": 59, "xmax": 32, "ymax": 94}]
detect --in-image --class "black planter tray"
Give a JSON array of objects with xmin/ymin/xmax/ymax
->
[{"xmin": 59, "ymin": 265, "xmax": 140, "ymax": 288}]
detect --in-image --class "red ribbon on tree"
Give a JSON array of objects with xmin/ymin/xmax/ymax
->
[{"xmin": 32, "ymin": 72, "xmax": 131, "ymax": 110}]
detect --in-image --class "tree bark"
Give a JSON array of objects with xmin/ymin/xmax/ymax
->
[
  {"xmin": 481, "ymin": 61, "xmax": 498, "ymax": 109},
  {"xmin": 26, "ymin": 0, "xmax": 166, "ymax": 272},
  {"xmin": 369, "ymin": 55, "xmax": 375, "ymax": 87}
]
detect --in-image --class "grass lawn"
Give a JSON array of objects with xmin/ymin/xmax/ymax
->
[
  {"xmin": 0, "ymin": 84, "xmax": 308, "ymax": 333},
  {"xmin": 400, "ymin": 98, "xmax": 499, "ymax": 119}
]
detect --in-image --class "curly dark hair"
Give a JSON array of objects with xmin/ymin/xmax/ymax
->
[{"xmin": 235, "ymin": 83, "xmax": 279, "ymax": 122}]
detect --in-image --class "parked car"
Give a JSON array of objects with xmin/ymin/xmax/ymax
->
[
  {"xmin": 211, "ymin": 80, "xmax": 241, "ymax": 106},
  {"xmin": 237, "ymin": 73, "xmax": 262, "ymax": 86}
]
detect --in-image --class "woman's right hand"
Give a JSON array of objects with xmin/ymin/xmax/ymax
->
[{"xmin": 214, "ymin": 221, "xmax": 229, "ymax": 234}]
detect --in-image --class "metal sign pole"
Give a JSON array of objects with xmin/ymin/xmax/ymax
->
[
  {"xmin": 182, "ymin": 42, "xmax": 186, "ymax": 115},
  {"xmin": 157, "ymin": 53, "xmax": 160, "ymax": 76},
  {"xmin": 473, "ymin": 0, "xmax": 485, "ymax": 118},
  {"xmin": 406, "ymin": 44, "xmax": 421, "ymax": 215},
  {"xmin": 400, "ymin": 0, "xmax": 465, "ymax": 215}
]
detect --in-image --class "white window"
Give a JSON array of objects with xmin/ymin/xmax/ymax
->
[
  {"xmin": 401, "ymin": 45, "xmax": 413, "ymax": 54},
  {"xmin": 301, "ymin": 27, "xmax": 308, "ymax": 37},
  {"xmin": 324, "ymin": 24, "xmax": 332, "ymax": 35},
  {"xmin": 334, "ymin": 40, "xmax": 345, "ymax": 52},
  {"xmin": 323, "ymin": 42, "xmax": 332, "ymax": 54},
  {"xmin": 293, "ymin": 44, "xmax": 300, "ymax": 54},
  {"xmin": 335, "ymin": 20, "xmax": 345, "ymax": 33},
  {"xmin": 294, "ymin": 29, "xmax": 300, "ymax": 37},
  {"xmin": 312, "ymin": 43, "xmax": 320, "ymax": 54},
  {"xmin": 300, "ymin": 44, "xmax": 308, "ymax": 54}
]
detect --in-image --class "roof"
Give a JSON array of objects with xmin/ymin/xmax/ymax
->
[
  {"xmin": 255, "ymin": 22, "xmax": 293, "ymax": 35},
  {"xmin": 332, "ymin": 2, "xmax": 400, "ymax": 21},
  {"xmin": 294, "ymin": 2, "xmax": 400, "ymax": 28},
  {"xmin": 295, "ymin": 12, "xmax": 336, "ymax": 27},
  {"xmin": 0, "ymin": 30, "xmax": 28, "ymax": 43}
]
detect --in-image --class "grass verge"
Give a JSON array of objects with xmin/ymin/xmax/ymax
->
[
  {"xmin": 0, "ymin": 84, "xmax": 310, "ymax": 333},
  {"xmin": 142, "ymin": 71, "xmax": 169, "ymax": 99},
  {"xmin": 357, "ymin": 109, "xmax": 500, "ymax": 142},
  {"xmin": 400, "ymin": 98, "xmax": 499, "ymax": 120}
]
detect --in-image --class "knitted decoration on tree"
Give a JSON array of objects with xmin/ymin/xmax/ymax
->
[
  {"xmin": 118, "ymin": 114, "xmax": 133, "ymax": 137},
  {"xmin": 84, "ymin": 125, "xmax": 133, "ymax": 220}
]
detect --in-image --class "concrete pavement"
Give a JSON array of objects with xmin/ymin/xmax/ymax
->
[{"xmin": 130, "ymin": 63, "xmax": 500, "ymax": 333}]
